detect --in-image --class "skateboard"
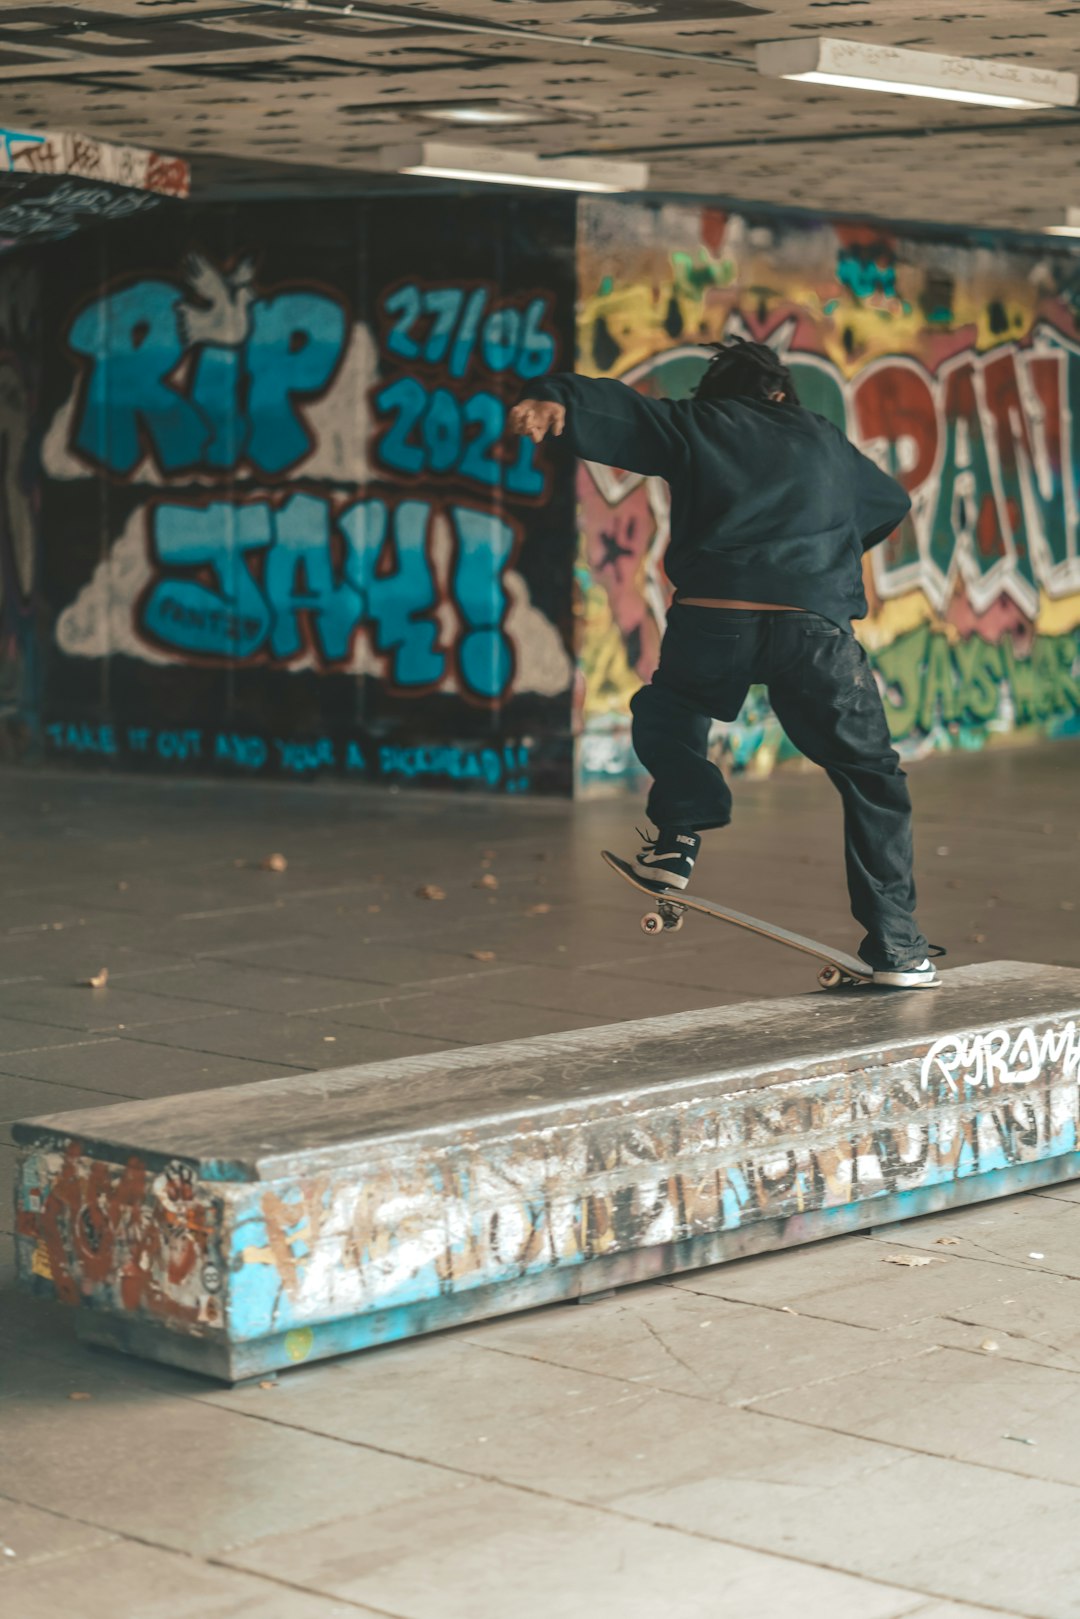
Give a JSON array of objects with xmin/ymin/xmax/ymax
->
[{"xmin": 602, "ymin": 850, "xmax": 873, "ymax": 990}]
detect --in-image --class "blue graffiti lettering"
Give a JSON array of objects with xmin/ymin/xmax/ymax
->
[
  {"xmin": 275, "ymin": 737, "xmax": 336, "ymax": 774},
  {"xmin": 144, "ymin": 502, "xmax": 273, "ymax": 659},
  {"xmin": 375, "ymin": 378, "xmax": 544, "ymax": 494},
  {"xmin": 246, "ymin": 293, "xmax": 346, "ymax": 473},
  {"xmin": 215, "ymin": 733, "xmax": 268, "ymax": 769},
  {"xmin": 136, "ymin": 494, "xmax": 515, "ymax": 699},
  {"xmin": 69, "ymin": 281, "xmax": 206, "ymax": 475},
  {"xmin": 264, "ymin": 493, "xmax": 359, "ymax": 662},
  {"xmin": 339, "ymin": 499, "xmax": 444, "ymax": 687},
  {"xmin": 451, "ymin": 507, "xmax": 514, "ymax": 699},
  {"xmin": 45, "ymin": 721, "xmax": 117, "ymax": 756},
  {"xmin": 68, "ymin": 277, "xmax": 347, "ymax": 478},
  {"xmin": 155, "ymin": 729, "xmax": 202, "ymax": 761},
  {"xmin": 383, "ymin": 284, "xmax": 555, "ymax": 382}
]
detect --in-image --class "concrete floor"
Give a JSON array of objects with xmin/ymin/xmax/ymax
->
[{"xmin": 1, "ymin": 743, "xmax": 1080, "ymax": 1619}]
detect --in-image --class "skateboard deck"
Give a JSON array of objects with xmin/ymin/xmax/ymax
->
[{"xmin": 602, "ymin": 850, "xmax": 873, "ymax": 989}]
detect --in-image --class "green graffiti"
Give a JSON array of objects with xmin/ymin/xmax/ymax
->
[
  {"xmin": 671, "ymin": 248, "xmax": 735, "ymax": 299},
  {"xmin": 872, "ymin": 626, "xmax": 1080, "ymax": 741}
]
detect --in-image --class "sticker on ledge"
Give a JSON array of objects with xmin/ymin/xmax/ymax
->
[{"xmin": 284, "ymin": 1326, "xmax": 314, "ymax": 1363}]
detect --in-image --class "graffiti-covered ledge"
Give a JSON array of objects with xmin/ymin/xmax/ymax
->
[{"xmin": 14, "ymin": 961, "xmax": 1080, "ymax": 1381}]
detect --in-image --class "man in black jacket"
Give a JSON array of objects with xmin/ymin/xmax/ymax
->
[{"xmin": 510, "ymin": 337, "xmax": 939, "ymax": 988}]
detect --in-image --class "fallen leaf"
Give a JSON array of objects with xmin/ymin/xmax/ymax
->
[
  {"xmin": 68, "ymin": 1392, "xmax": 92, "ymax": 1401},
  {"xmin": 980, "ymin": 1339, "xmax": 1000, "ymax": 1352},
  {"xmin": 261, "ymin": 853, "xmax": 288, "ymax": 872},
  {"xmin": 259, "ymin": 1380, "xmax": 278, "ymax": 1390},
  {"xmin": 881, "ymin": 1253, "xmax": 942, "ymax": 1267},
  {"xmin": 935, "ymin": 1236, "xmax": 961, "ymax": 1245},
  {"xmin": 526, "ymin": 903, "xmax": 552, "ymax": 916},
  {"xmin": 968, "ymin": 932, "xmax": 987, "ymax": 944},
  {"xmin": 416, "ymin": 884, "xmax": 446, "ymax": 901},
  {"xmin": 470, "ymin": 950, "xmax": 496, "ymax": 962},
  {"xmin": 81, "ymin": 968, "xmax": 109, "ymax": 990},
  {"xmin": 475, "ymin": 874, "xmax": 499, "ymax": 890}
]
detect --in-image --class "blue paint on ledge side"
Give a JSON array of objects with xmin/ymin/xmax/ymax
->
[{"xmin": 73, "ymin": 1148, "xmax": 1080, "ymax": 1383}]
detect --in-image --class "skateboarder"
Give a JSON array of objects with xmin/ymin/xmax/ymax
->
[{"xmin": 510, "ymin": 338, "xmax": 940, "ymax": 988}]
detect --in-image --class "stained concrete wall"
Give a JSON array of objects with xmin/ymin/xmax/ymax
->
[
  {"xmin": 3, "ymin": 191, "xmax": 1080, "ymax": 794},
  {"xmin": 575, "ymin": 198, "xmax": 1080, "ymax": 791},
  {"xmin": 29, "ymin": 194, "xmax": 579, "ymax": 793}
]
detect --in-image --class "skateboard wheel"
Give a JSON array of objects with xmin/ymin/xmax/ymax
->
[
  {"xmin": 664, "ymin": 914, "xmax": 684, "ymax": 932},
  {"xmin": 818, "ymin": 965, "xmax": 843, "ymax": 988},
  {"xmin": 641, "ymin": 912, "xmax": 663, "ymax": 935}
]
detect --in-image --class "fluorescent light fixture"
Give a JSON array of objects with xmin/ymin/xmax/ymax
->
[
  {"xmin": 378, "ymin": 141, "xmax": 648, "ymax": 193},
  {"xmin": 757, "ymin": 38, "xmax": 1079, "ymax": 111},
  {"xmin": 1044, "ymin": 207, "xmax": 1080, "ymax": 238},
  {"xmin": 425, "ymin": 106, "xmax": 537, "ymax": 126}
]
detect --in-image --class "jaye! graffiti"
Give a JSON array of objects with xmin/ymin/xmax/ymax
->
[{"xmin": 51, "ymin": 260, "xmax": 564, "ymax": 702}]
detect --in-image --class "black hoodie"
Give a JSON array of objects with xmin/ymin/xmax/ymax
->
[{"xmin": 531, "ymin": 373, "xmax": 911, "ymax": 626}]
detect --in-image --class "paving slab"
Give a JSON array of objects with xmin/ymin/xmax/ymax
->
[
  {"xmin": 0, "ymin": 1018, "xmax": 114, "ymax": 1056},
  {"xmin": 110, "ymin": 963, "xmax": 394, "ymax": 1016},
  {"xmin": 115, "ymin": 1013, "xmax": 460, "ymax": 1067},
  {"xmin": 205, "ymin": 1330, "xmax": 928, "ymax": 1511},
  {"xmin": 614, "ymin": 1448, "xmax": 1080, "ymax": 1617},
  {"xmin": 461, "ymin": 1283, "xmax": 928, "ymax": 1406},
  {"xmin": 222, "ymin": 1476, "xmax": 921, "ymax": 1619},
  {"xmin": 867, "ymin": 1197, "xmax": 1080, "ymax": 1279},
  {"xmin": 0, "ymin": 1538, "xmax": 368, "ymax": 1618},
  {"xmin": 1, "ymin": 1076, "xmax": 134, "ymax": 1135},
  {"xmin": 756, "ymin": 1344, "xmax": 1080, "ymax": 1487},
  {"xmin": 0, "ymin": 1347, "xmax": 458, "ymax": 1560},
  {"xmin": 0, "ymin": 1498, "xmax": 117, "ymax": 1572},
  {"xmin": 1, "ymin": 1039, "xmax": 308, "ymax": 1096}
]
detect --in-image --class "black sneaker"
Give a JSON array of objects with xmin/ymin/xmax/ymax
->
[
  {"xmin": 872, "ymin": 959, "xmax": 940, "ymax": 989},
  {"xmin": 871, "ymin": 943, "xmax": 946, "ymax": 989},
  {"xmin": 633, "ymin": 826, "xmax": 701, "ymax": 891}
]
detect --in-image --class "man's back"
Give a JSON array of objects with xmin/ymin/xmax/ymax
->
[{"xmin": 531, "ymin": 374, "xmax": 911, "ymax": 626}]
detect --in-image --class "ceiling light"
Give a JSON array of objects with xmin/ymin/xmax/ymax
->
[
  {"xmin": 425, "ymin": 106, "xmax": 536, "ymax": 127},
  {"xmin": 757, "ymin": 38, "xmax": 1079, "ymax": 111},
  {"xmin": 378, "ymin": 141, "xmax": 647, "ymax": 193},
  {"xmin": 1044, "ymin": 207, "xmax": 1080, "ymax": 239}
]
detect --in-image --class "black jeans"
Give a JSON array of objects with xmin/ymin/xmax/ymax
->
[{"xmin": 630, "ymin": 605, "xmax": 928, "ymax": 970}]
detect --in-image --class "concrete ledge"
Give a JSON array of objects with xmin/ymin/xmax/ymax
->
[{"xmin": 13, "ymin": 961, "xmax": 1080, "ymax": 1381}]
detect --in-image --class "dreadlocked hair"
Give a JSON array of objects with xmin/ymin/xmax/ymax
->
[{"xmin": 693, "ymin": 337, "xmax": 801, "ymax": 406}]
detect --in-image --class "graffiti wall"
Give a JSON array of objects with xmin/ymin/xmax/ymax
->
[
  {"xmin": 33, "ymin": 197, "xmax": 577, "ymax": 791},
  {"xmin": 575, "ymin": 199, "xmax": 1080, "ymax": 788},
  {"xmin": 0, "ymin": 257, "xmax": 40, "ymax": 760}
]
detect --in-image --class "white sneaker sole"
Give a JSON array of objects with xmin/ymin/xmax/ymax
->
[
  {"xmin": 873, "ymin": 968, "xmax": 940, "ymax": 989},
  {"xmin": 633, "ymin": 861, "xmax": 691, "ymax": 891}
]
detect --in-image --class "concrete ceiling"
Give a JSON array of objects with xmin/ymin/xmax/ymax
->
[{"xmin": 2, "ymin": 0, "xmax": 1079, "ymax": 230}]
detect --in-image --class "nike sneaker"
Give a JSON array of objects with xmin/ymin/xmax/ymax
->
[{"xmin": 632, "ymin": 826, "xmax": 701, "ymax": 892}]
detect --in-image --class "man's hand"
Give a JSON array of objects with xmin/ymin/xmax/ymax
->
[{"xmin": 509, "ymin": 399, "xmax": 566, "ymax": 444}]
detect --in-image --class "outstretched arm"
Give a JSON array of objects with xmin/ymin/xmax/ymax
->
[
  {"xmin": 852, "ymin": 442, "xmax": 912, "ymax": 551},
  {"xmin": 510, "ymin": 373, "xmax": 686, "ymax": 478}
]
